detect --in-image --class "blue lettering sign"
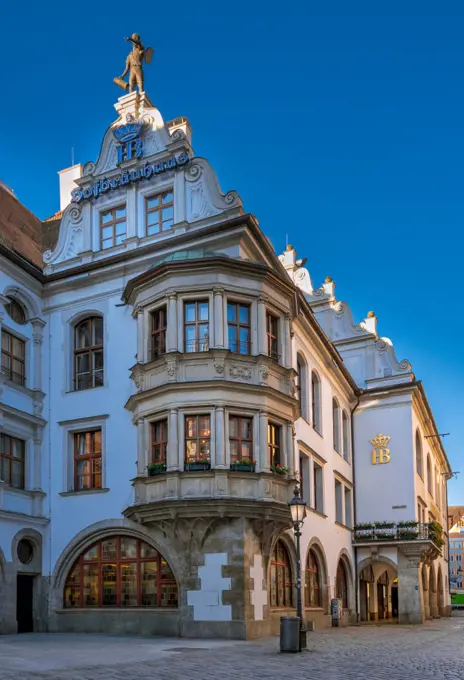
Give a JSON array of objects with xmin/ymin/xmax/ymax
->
[{"xmin": 71, "ymin": 154, "xmax": 190, "ymax": 204}]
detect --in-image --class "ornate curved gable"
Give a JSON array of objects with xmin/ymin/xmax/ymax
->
[{"xmin": 43, "ymin": 91, "xmax": 243, "ymax": 272}]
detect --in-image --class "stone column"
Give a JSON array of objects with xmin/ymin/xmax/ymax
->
[
  {"xmin": 429, "ymin": 584, "xmax": 439, "ymax": 618},
  {"xmin": 136, "ymin": 418, "xmax": 147, "ymax": 476},
  {"xmin": 369, "ymin": 582, "xmax": 378, "ymax": 621},
  {"xmin": 397, "ymin": 545, "xmax": 425, "ymax": 625},
  {"xmin": 136, "ymin": 307, "xmax": 144, "ymax": 363},
  {"xmin": 215, "ymin": 407, "xmax": 226, "ymax": 468},
  {"xmin": 284, "ymin": 422, "xmax": 293, "ymax": 471},
  {"xmin": 257, "ymin": 297, "xmax": 267, "ymax": 355},
  {"xmin": 283, "ymin": 314, "xmax": 291, "ymax": 368},
  {"xmin": 167, "ymin": 409, "xmax": 179, "ymax": 471},
  {"xmin": 213, "ymin": 288, "xmax": 224, "ymax": 349},
  {"xmin": 167, "ymin": 293, "xmax": 178, "ymax": 352},
  {"xmin": 30, "ymin": 318, "xmax": 46, "ymax": 391},
  {"xmin": 32, "ymin": 428, "xmax": 42, "ymax": 491},
  {"xmin": 259, "ymin": 412, "xmax": 269, "ymax": 473}
]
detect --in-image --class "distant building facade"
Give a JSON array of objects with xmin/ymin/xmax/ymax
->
[
  {"xmin": 0, "ymin": 88, "xmax": 452, "ymax": 637},
  {"xmin": 449, "ymin": 517, "xmax": 464, "ymax": 607}
]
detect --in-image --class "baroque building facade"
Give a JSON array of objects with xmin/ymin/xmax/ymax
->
[{"xmin": 0, "ymin": 89, "xmax": 452, "ymax": 637}]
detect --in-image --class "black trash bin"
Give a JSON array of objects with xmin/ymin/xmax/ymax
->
[{"xmin": 280, "ymin": 615, "xmax": 300, "ymax": 652}]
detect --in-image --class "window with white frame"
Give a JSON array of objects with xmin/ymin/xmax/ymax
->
[
  {"xmin": 311, "ymin": 371, "xmax": 322, "ymax": 434},
  {"xmin": 313, "ymin": 461, "xmax": 324, "ymax": 513},
  {"xmin": 342, "ymin": 410, "xmax": 349, "ymax": 461},
  {"xmin": 145, "ymin": 190, "xmax": 174, "ymax": 235},
  {"xmin": 1, "ymin": 329, "xmax": 26, "ymax": 386},
  {"xmin": 335, "ymin": 479, "xmax": 343, "ymax": 524},
  {"xmin": 0, "ymin": 433, "xmax": 25, "ymax": 489},
  {"xmin": 332, "ymin": 398, "xmax": 340, "ymax": 453},
  {"xmin": 100, "ymin": 205, "xmax": 126, "ymax": 249},
  {"xmin": 184, "ymin": 301, "xmax": 209, "ymax": 353}
]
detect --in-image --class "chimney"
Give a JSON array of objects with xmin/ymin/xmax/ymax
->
[{"xmin": 58, "ymin": 164, "xmax": 83, "ymax": 211}]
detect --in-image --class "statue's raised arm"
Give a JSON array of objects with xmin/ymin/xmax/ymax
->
[{"xmin": 114, "ymin": 33, "xmax": 154, "ymax": 94}]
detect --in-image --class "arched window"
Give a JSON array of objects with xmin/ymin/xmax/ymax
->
[
  {"xmin": 416, "ymin": 430, "xmax": 423, "ymax": 478},
  {"xmin": 336, "ymin": 559, "xmax": 348, "ymax": 608},
  {"xmin": 332, "ymin": 398, "xmax": 340, "ymax": 453},
  {"xmin": 342, "ymin": 410, "xmax": 349, "ymax": 461},
  {"xmin": 427, "ymin": 455, "xmax": 433, "ymax": 496},
  {"xmin": 4, "ymin": 297, "xmax": 26, "ymax": 324},
  {"xmin": 311, "ymin": 371, "xmax": 322, "ymax": 434},
  {"xmin": 74, "ymin": 317, "xmax": 104, "ymax": 391},
  {"xmin": 270, "ymin": 540, "xmax": 293, "ymax": 608},
  {"xmin": 435, "ymin": 471, "xmax": 440, "ymax": 507},
  {"xmin": 305, "ymin": 549, "xmax": 322, "ymax": 607},
  {"xmin": 64, "ymin": 536, "xmax": 178, "ymax": 608},
  {"xmin": 296, "ymin": 353, "xmax": 308, "ymax": 421}
]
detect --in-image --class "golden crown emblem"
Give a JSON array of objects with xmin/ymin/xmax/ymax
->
[{"xmin": 370, "ymin": 433, "xmax": 391, "ymax": 449}]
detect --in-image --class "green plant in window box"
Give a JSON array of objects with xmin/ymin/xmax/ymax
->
[
  {"xmin": 184, "ymin": 457, "xmax": 211, "ymax": 472},
  {"xmin": 397, "ymin": 520, "xmax": 418, "ymax": 528},
  {"xmin": 230, "ymin": 457, "xmax": 256, "ymax": 472},
  {"xmin": 147, "ymin": 461, "xmax": 167, "ymax": 476},
  {"xmin": 354, "ymin": 522, "xmax": 375, "ymax": 530},
  {"xmin": 374, "ymin": 521, "xmax": 395, "ymax": 529},
  {"xmin": 270, "ymin": 463, "xmax": 289, "ymax": 475}
]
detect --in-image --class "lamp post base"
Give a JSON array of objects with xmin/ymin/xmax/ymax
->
[{"xmin": 300, "ymin": 620, "xmax": 307, "ymax": 650}]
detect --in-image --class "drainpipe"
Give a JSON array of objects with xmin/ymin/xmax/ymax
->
[{"xmin": 351, "ymin": 395, "xmax": 360, "ymax": 622}]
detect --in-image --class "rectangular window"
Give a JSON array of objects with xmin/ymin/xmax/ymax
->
[
  {"xmin": 151, "ymin": 420, "xmax": 168, "ymax": 464},
  {"xmin": 145, "ymin": 190, "xmax": 174, "ymax": 235},
  {"xmin": 151, "ymin": 307, "xmax": 167, "ymax": 359},
  {"xmin": 335, "ymin": 479, "xmax": 343, "ymax": 524},
  {"xmin": 100, "ymin": 205, "xmax": 126, "ymax": 250},
  {"xmin": 1, "ymin": 330, "xmax": 25, "ymax": 386},
  {"xmin": 268, "ymin": 422, "xmax": 280, "ymax": 467},
  {"xmin": 74, "ymin": 430, "xmax": 102, "ymax": 491},
  {"xmin": 185, "ymin": 415, "xmax": 211, "ymax": 463},
  {"xmin": 229, "ymin": 416, "xmax": 253, "ymax": 462},
  {"xmin": 299, "ymin": 452, "xmax": 310, "ymax": 505},
  {"xmin": 184, "ymin": 300, "xmax": 209, "ymax": 353},
  {"xmin": 266, "ymin": 313, "xmax": 278, "ymax": 360},
  {"xmin": 0, "ymin": 434, "xmax": 25, "ymax": 489},
  {"xmin": 344, "ymin": 487, "xmax": 352, "ymax": 528},
  {"xmin": 227, "ymin": 302, "xmax": 251, "ymax": 354},
  {"xmin": 313, "ymin": 462, "xmax": 323, "ymax": 513}
]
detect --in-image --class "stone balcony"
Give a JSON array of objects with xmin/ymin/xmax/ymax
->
[
  {"xmin": 129, "ymin": 349, "xmax": 296, "ymax": 400},
  {"xmin": 125, "ymin": 467, "xmax": 294, "ymax": 526},
  {"xmin": 353, "ymin": 521, "xmax": 444, "ymax": 558}
]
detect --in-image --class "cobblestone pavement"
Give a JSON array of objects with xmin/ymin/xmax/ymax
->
[{"xmin": 1, "ymin": 616, "xmax": 464, "ymax": 680}]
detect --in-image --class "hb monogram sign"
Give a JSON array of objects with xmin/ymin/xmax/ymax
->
[{"xmin": 370, "ymin": 433, "xmax": 391, "ymax": 465}]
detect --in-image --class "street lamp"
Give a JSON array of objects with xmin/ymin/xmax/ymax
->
[{"xmin": 289, "ymin": 482, "xmax": 307, "ymax": 651}]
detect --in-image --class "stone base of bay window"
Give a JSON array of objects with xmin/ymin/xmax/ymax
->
[{"xmin": 124, "ymin": 495, "xmax": 294, "ymax": 640}]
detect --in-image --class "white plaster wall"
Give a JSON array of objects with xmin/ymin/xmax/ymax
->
[
  {"xmin": 293, "ymin": 322, "xmax": 355, "ymax": 598},
  {"xmin": 354, "ymin": 393, "xmax": 416, "ymax": 523},
  {"xmin": 45, "ymin": 279, "xmax": 137, "ymax": 567}
]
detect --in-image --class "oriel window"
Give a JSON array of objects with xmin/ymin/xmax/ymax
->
[
  {"xmin": 74, "ymin": 317, "xmax": 104, "ymax": 391},
  {"xmin": 227, "ymin": 302, "xmax": 251, "ymax": 354},
  {"xmin": 185, "ymin": 415, "xmax": 211, "ymax": 463},
  {"xmin": 266, "ymin": 313, "xmax": 278, "ymax": 360},
  {"xmin": 151, "ymin": 420, "xmax": 168, "ymax": 464},
  {"xmin": 151, "ymin": 307, "xmax": 167, "ymax": 359},
  {"xmin": 74, "ymin": 430, "xmax": 102, "ymax": 491},
  {"xmin": 0, "ymin": 434, "xmax": 25, "ymax": 490},
  {"xmin": 1, "ymin": 330, "xmax": 25, "ymax": 386},
  {"xmin": 146, "ymin": 191, "xmax": 174, "ymax": 235},
  {"xmin": 100, "ymin": 206, "xmax": 127, "ymax": 249},
  {"xmin": 268, "ymin": 422, "xmax": 281, "ymax": 466},
  {"xmin": 229, "ymin": 416, "xmax": 253, "ymax": 462},
  {"xmin": 184, "ymin": 301, "xmax": 209, "ymax": 353}
]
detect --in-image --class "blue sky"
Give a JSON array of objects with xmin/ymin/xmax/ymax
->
[{"xmin": 1, "ymin": 2, "xmax": 463, "ymax": 504}]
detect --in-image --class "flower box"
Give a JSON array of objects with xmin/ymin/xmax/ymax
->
[
  {"xmin": 148, "ymin": 464, "xmax": 167, "ymax": 476},
  {"xmin": 270, "ymin": 464, "xmax": 289, "ymax": 475},
  {"xmin": 230, "ymin": 463, "xmax": 256, "ymax": 472},
  {"xmin": 184, "ymin": 462, "xmax": 211, "ymax": 472}
]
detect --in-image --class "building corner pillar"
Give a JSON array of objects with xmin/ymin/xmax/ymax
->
[{"xmin": 397, "ymin": 545, "xmax": 426, "ymax": 625}]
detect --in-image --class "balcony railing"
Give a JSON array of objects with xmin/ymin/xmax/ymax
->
[{"xmin": 353, "ymin": 521, "xmax": 444, "ymax": 547}]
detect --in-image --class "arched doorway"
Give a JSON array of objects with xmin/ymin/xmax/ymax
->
[{"xmin": 357, "ymin": 559, "xmax": 398, "ymax": 622}]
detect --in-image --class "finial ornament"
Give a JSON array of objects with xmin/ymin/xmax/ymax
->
[{"xmin": 114, "ymin": 33, "xmax": 154, "ymax": 94}]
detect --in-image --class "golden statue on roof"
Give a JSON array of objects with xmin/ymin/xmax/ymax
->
[{"xmin": 114, "ymin": 34, "xmax": 154, "ymax": 94}]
